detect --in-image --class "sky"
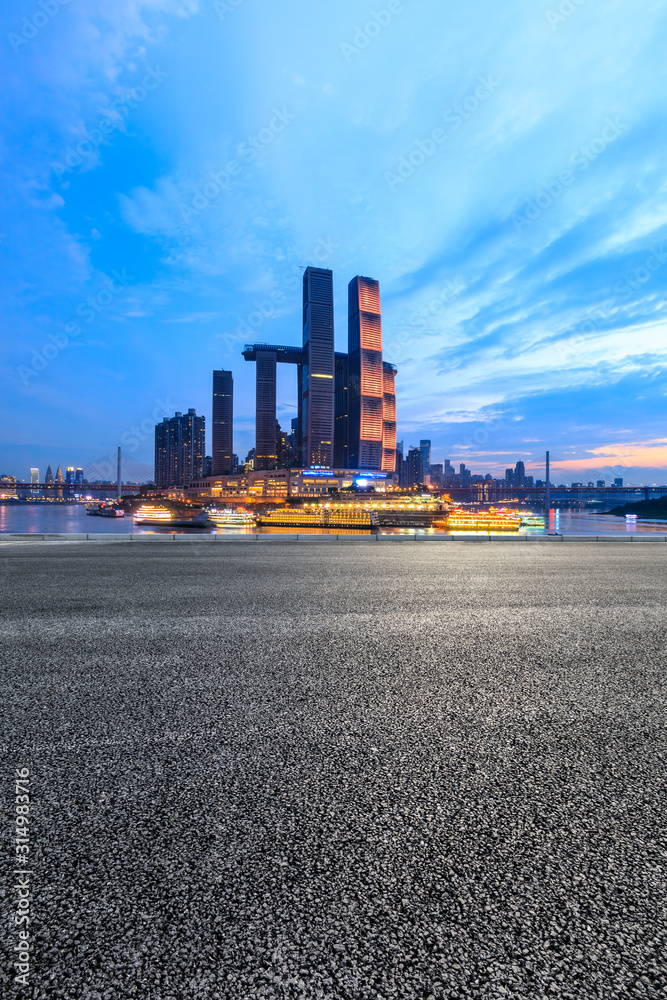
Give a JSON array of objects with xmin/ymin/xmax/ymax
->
[{"xmin": 1, "ymin": 0, "xmax": 667, "ymax": 484}]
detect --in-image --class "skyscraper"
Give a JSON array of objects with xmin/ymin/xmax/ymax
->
[
  {"xmin": 406, "ymin": 447, "xmax": 424, "ymax": 488},
  {"xmin": 382, "ymin": 363, "xmax": 397, "ymax": 473},
  {"xmin": 212, "ymin": 370, "xmax": 233, "ymax": 475},
  {"xmin": 334, "ymin": 351, "xmax": 349, "ymax": 469},
  {"xmin": 45, "ymin": 465, "xmax": 53, "ymax": 485},
  {"xmin": 419, "ymin": 440, "xmax": 431, "ymax": 474},
  {"xmin": 348, "ymin": 275, "xmax": 384, "ymax": 470},
  {"xmin": 302, "ymin": 266, "xmax": 334, "ymax": 468},
  {"xmin": 514, "ymin": 460, "xmax": 525, "ymax": 487},
  {"xmin": 155, "ymin": 409, "xmax": 205, "ymax": 488}
]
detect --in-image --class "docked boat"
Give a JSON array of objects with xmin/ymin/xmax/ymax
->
[
  {"xmin": 434, "ymin": 511, "xmax": 521, "ymax": 532},
  {"xmin": 520, "ymin": 513, "xmax": 545, "ymax": 527},
  {"xmin": 256, "ymin": 507, "xmax": 378, "ymax": 529},
  {"xmin": 85, "ymin": 503, "xmax": 101, "ymax": 516},
  {"xmin": 207, "ymin": 507, "xmax": 256, "ymax": 527},
  {"xmin": 133, "ymin": 503, "xmax": 213, "ymax": 528},
  {"xmin": 98, "ymin": 506, "xmax": 125, "ymax": 517}
]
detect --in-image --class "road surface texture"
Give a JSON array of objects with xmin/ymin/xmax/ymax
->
[{"xmin": 1, "ymin": 539, "xmax": 666, "ymax": 1000}]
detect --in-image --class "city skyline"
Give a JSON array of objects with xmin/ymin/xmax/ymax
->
[{"xmin": 2, "ymin": 1, "xmax": 667, "ymax": 481}]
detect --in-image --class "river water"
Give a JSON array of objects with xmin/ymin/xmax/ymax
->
[{"xmin": 1, "ymin": 504, "xmax": 665, "ymax": 536}]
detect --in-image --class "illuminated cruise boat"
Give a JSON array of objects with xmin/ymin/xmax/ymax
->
[
  {"xmin": 520, "ymin": 513, "xmax": 545, "ymax": 527},
  {"xmin": 256, "ymin": 506, "xmax": 378, "ymax": 529},
  {"xmin": 434, "ymin": 510, "xmax": 521, "ymax": 532},
  {"xmin": 207, "ymin": 507, "xmax": 256, "ymax": 527},
  {"xmin": 133, "ymin": 504, "xmax": 213, "ymax": 528}
]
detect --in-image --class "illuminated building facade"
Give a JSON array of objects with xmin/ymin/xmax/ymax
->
[
  {"xmin": 382, "ymin": 362, "xmax": 397, "ymax": 473},
  {"xmin": 155, "ymin": 409, "xmax": 205, "ymax": 488},
  {"xmin": 242, "ymin": 268, "xmax": 397, "ymax": 473},
  {"xmin": 212, "ymin": 370, "xmax": 233, "ymax": 475},
  {"xmin": 348, "ymin": 276, "xmax": 384, "ymax": 471}
]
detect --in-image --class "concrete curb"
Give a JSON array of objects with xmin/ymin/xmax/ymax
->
[{"xmin": 1, "ymin": 532, "xmax": 666, "ymax": 544}]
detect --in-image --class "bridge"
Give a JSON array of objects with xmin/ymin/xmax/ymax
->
[{"xmin": 435, "ymin": 485, "xmax": 667, "ymax": 503}]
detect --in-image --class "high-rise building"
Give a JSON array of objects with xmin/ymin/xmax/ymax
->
[
  {"xmin": 382, "ymin": 363, "xmax": 397, "ymax": 473},
  {"xmin": 154, "ymin": 409, "xmax": 205, "ymax": 488},
  {"xmin": 406, "ymin": 447, "xmax": 424, "ymax": 488},
  {"xmin": 75, "ymin": 468, "xmax": 84, "ymax": 484},
  {"xmin": 419, "ymin": 440, "xmax": 431, "ymax": 474},
  {"xmin": 505, "ymin": 468, "xmax": 513, "ymax": 484},
  {"xmin": 45, "ymin": 465, "xmax": 53, "ymax": 485},
  {"xmin": 55, "ymin": 465, "xmax": 64, "ymax": 499},
  {"xmin": 348, "ymin": 275, "xmax": 384, "ymax": 470},
  {"xmin": 212, "ymin": 370, "xmax": 233, "ymax": 475},
  {"xmin": 30, "ymin": 468, "xmax": 39, "ymax": 495},
  {"xmin": 302, "ymin": 266, "xmax": 334, "ymax": 468},
  {"xmin": 614, "ymin": 477, "xmax": 623, "ymax": 487},
  {"xmin": 514, "ymin": 460, "xmax": 525, "ymax": 487},
  {"xmin": 334, "ymin": 351, "xmax": 349, "ymax": 469},
  {"xmin": 597, "ymin": 479, "xmax": 606, "ymax": 488}
]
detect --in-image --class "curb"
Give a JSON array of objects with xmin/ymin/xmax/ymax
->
[{"xmin": 1, "ymin": 532, "xmax": 666, "ymax": 544}]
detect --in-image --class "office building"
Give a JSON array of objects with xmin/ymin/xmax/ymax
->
[
  {"xmin": 514, "ymin": 460, "xmax": 526, "ymax": 487},
  {"xmin": 597, "ymin": 479, "xmax": 606, "ymax": 488},
  {"xmin": 406, "ymin": 447, "xmax": 424, "ymax": 488},
  {"xmin": 212, "ymin": 370, "xmax": 233, "ymax": 475},
  {"xmin": 419, "ymin": 440, "xmax": 431, "ymax": 474},
  {"xmin": 334, "ymin": 351, "xmax": 349, "ymax": 469},
  {"xmin": 348, "ymin": 276, "xmax": 384, "ymax": 471},
  {"xmin": 302, "ymin": 266, "xmax": 334, "ymax": 468},
  {"xmin": 155, "ymin": 409, "xmax": 205, "ymax": 488},
  {"xmin": 45, "ymin": 465, "xmax": 54, "ymax": 486},
  {"xmin": 614, "ymin": 477, "xmax": 623, "ymax": 487},
  {"xmin": 75, "ymin": 468, "xmax": 84, "ymax": 484},
  {"xmin": 382, "ymin": 363, "xmax": 397, "ymax": 473},
  {"xmin": 242, "ymin": 268, "xmax": 397, "ymax": 474}
]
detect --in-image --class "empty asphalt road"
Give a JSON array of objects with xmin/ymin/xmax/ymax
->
[{"xmin": 1, "ymin": 539, "xmax": 666, "ymax": 999}]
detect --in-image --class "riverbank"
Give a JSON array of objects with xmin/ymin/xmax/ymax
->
[{"xmin": 605, "ymin": 495, "xmax": 667, "ymax": 520}]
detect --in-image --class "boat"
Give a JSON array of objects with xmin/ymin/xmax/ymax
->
[
  {"xmin": 98, "ymin": 506, "xmax": 125, "ymax": 518},
  {"xmin": 256, "ymin": 507, "xmax": 378, "ymax": 529},
  {"xmin": 520, "ymin": 514, "xmax": 545, "ymax": 527},
  {"xmin": 133, "ymin": 503, "xmax": 213, "ymax": 528},
  {"xmin": 207, "ymin": 507, "xmax": 256, "ymax": 527},
  {"xmin": 433, "ymin": 511, "xmax": 521, "ymax": 532},
  {"xmin": 85, "ymin": 503, "xmax": 101, "ymax": 516}
]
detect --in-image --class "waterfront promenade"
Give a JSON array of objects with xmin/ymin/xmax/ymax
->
[{"xmin": 2, "ymin": 541, "xmax": 665, "ymax": 999}]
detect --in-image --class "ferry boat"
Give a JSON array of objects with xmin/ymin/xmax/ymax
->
[
  {"xmin": 433, "ymin": 511, "xmax": 521, "ymax": 532},
  {"xmin": 98, "ymin": 506, "xmax": 125, "ymax": 518},
  {"xmin": 133, "ymin": 504, "xmax": 213, "ymax": 528},
  {"xmin": 520, "ymin": 513, "xmax": 545, "ymax": 527},
  {"xmin": 207, "ymin": 507, "xmax": 256, "ymax": 527},
  {"xmin": 256, "ymin": 507, "xmax": 378, "ymax": 529},
  {"xmin": 85, "ymin": 503, "xmax": 101, "ymax": 516}
]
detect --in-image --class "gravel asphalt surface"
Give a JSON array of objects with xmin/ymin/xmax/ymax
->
[{"xmin": 1, "ymin": 540, "xmax": 666, "ymax": 1000}]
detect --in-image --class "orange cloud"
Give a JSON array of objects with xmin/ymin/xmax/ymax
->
[{"xmin": 555, "ymin": 439, "xmax": 667, "ymax": 470}]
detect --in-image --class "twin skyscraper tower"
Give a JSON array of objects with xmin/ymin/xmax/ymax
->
[{"xmin": 214, "ymin": 267, "xmax": 397, "ymax": 475}]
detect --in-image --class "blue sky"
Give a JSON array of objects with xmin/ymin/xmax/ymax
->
[{"xmin": 2, "ymin": 0, "xmax": 667, "ymax": 483}]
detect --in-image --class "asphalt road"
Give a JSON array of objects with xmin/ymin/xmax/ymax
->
[{"xmin": 1, "ymin": 540, "xmax": 666, "ymax": 1000}]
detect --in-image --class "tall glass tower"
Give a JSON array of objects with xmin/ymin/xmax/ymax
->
[
  {"xmin": 212, "ymin": 370, "xmax": 233, "ymax": 475},
  {"xmin": 301, "ymin": 266, "xmax": 334, "ymax": 468}
]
